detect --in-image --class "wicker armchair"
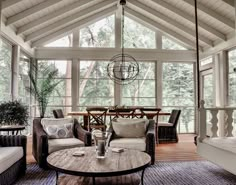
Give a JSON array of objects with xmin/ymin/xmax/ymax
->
[
  {"xmin": 108, "ymin": 119, "xmax": 155, "ymax": 164},
  {"xmin": 158, "ymin": 109, "xmax": 181, "ymax": 143},
  {"xmin": 32, "ymin": 118, "xmax": 92, "ymax": 169},
  {"xmin": 0, "ymin": 135, "xmax": 27, "ymax": 185}
]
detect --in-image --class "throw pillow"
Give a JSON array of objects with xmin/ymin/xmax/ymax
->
[
  {"xmin": 44, "ymin": 123, "xmax": 74, "ymax": 139},
  {"xmin": 112, "ymin": 118, "xmax": 149, "ymax": 138},
  {"xmin": 41, "ymin": 118, "xmax": 74, "ymax": 139}
]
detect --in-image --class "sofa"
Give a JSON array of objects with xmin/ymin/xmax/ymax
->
[
  {"xmin": 0, "ymin": 135, "xmax": 27, "ymax": 185},
  {"xmin": 107, "ymin": 118, "xmax": 156, "ymax": 164},
  {"xmin": 33, "ymin": 118, "xmax": 92, "ymax": 169}
]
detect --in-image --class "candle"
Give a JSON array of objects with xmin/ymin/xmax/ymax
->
[{"xmin": 97, "ymin": 141, "xmax": 105, "ymax": 156}]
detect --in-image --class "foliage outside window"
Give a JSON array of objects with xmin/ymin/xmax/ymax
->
[
  {"xmin": 44, "ymin": 34, "xmax": 73, "ymax": 47},
  {"xmin": 203, "ymin": 74, "xmax": 214, "ymax": 107},
  {"xmin": 0, "ymin": 39, "xmax": 12, "ymax": 102},
  {"xmin": 121, "ymin": 62, "xmax": 156, "ymax": 106},
  {"xmin": 18, "ymin": 55, "xmax": 30, "ymax": 105},
  {"xmin": 124, "ymin": 16, "xmax": 156, "ymax": 49},
  {"xmin": 162, "ymin": 36, "xmax": 187, "ymax": 50},
  {"xmin": 79, "ymin": 61, "xmax": 114, "ymax": 110},
  {"xmin": 79, "ymin": 15, "xmax": 115, "ymax": 47},
  {"xmin": 201, "ymin": 57, "xmax": 213, "ymax": 66},
  {"xmin": 162, "ymin": 62, "xmax": 195, "ymax": 133},
  {"xmin": 228, "ymin": 49, "xmax": 236, "ymax": 136},
  {"xmin": 36, "ymin": 60, "xmax": 72, "ymax": 117}
]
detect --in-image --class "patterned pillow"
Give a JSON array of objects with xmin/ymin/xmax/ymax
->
[
  {"xmin": 41, "ymin": 118, "xmax": 74, "ymax": 139},
  {"xmin": 44, "ymin": 123, "xmax": 74, "ymax": 139}
]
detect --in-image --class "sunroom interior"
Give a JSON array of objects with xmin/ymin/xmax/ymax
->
[{"xmin": 1, "ymin": 0, "xmax": 236, "ymax": 184}]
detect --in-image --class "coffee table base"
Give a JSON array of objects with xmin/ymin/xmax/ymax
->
[{"xmin": 54, "ymin": 170, "xmax": 146, "ymax": 185}]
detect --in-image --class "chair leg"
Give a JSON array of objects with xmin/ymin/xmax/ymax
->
[{"xmin": 155, "ymin": 123, "xmax": 158, "ymax": 144}]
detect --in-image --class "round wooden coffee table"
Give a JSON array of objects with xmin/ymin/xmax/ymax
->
[{"xmin": 47, "ymin": 147, "xmax": 151, "ymax": 185}]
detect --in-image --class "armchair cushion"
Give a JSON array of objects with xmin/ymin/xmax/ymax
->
[
  {"xmin": 110, "ymin": 137, "xmax": 146, "ymax": 151},
  {"xmin": 41, "ymin": 118, "xmax": 74, "ymax": 139},
  {"xmin": 48, "ymin": 138, "xmax": 84, "ymax": 154},
  {"xmin": 112, "ymin": 118, "xmax": 149, "ymax": 138},
  {"xmin": 0, "ymin": 147, "xmax": 23, "ymax": 174}
]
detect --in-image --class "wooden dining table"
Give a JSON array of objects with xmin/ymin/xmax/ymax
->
[{"xmin": 68, "ymin": 111, "xmax": 170, "ymax": 130}]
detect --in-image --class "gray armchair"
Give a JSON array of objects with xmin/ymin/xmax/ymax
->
[
  {"xmin": 0, "ymin": 135, "xmax": 27, "ymax": 185},
  {"xmin": 107, "ymin": 119, "xmax": 155, "ymax": 164},
  {"xmin": 33, "ymin": 118, "xmax": 92, "ymax": 169}
]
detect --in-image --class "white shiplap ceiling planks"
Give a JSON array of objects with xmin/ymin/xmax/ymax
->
[{"xmin": 0, "ymin": 0, "xmax": 235, "ymax": 50}]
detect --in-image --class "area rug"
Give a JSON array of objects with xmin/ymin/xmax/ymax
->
[{"xmin": 14, "ymin": 161, "xmax": 236, "ymax": 185}]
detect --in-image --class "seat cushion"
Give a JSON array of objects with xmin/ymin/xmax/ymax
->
[
  {"xmin": 109, "ymin": 137, "xmax": 146, "ymax": 151},
  {"xmin": 112, "ymin": 118, "xmax": 149, "ymax": 138},
  {"xmin": 0, "ymin": 147, "xmax": 23, "ymax": 174},
  {"xmin": 158, "ymin": 122, "xmax": 173, "ymax": 127},
  {"xmin": 48, "ymin": 138, "xmax": 84, "ymax": 154}
]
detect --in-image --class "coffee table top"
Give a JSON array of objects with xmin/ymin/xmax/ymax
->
[{"xmin": 47, "ymin": 147, "xmax": 151, "ymax": 177}]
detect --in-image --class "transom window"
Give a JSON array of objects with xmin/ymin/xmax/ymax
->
[
  {"xmin": 79, "ymin": 15, "xmax": 115, "ymax": 48},
  {"xmin": 44, "ymin": 34, "xmax": 73, "ymax": 47}
]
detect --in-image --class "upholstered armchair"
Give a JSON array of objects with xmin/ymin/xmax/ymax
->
[
  {"xmin": 0, "ymin": 135, "xmax": 27, "ymax": 185},
  {"xmin": 107, "ymin": 118, "xmax": 155, "ymax": 164},
  {"xmin": 32, "ymin": 118, "xmax": 92, "ymax": 169}
]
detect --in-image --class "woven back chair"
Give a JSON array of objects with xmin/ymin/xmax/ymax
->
[
  {"xmin": 86, "ymin": 107, "xmax": 108, "ymax": 132},
  {"xmin": 140, "ymin": 108, "xmax": 161, "ymax": 143}
]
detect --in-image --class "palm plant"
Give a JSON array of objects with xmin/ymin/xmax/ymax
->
[{"xmin": 26, "ymin": 61, "xmax": 62, "ymax": 118}]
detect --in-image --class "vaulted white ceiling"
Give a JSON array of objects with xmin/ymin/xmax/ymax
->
[{"xmin": 1, "ymin": 0, "xmax": 235, "ymax": 51}]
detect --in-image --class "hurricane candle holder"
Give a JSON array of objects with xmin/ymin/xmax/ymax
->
[{"xmin": 93, "ymin": 131, "xmax": 111, "ymax": 159}]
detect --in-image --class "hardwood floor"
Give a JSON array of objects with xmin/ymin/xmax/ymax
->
[{"xmin": 26, "ymin": 134, "xmax": 203, "ymax": 164}]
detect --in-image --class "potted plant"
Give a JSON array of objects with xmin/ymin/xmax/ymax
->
[
  {"xmin": 0, "ymin": 100, "xmax": 29, "ymax": 126},
  {"xmin": 25, "ymin": 61, "xmax": 62, "ymax": 118}
]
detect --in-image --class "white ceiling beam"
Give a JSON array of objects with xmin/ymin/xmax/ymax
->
[
  {"xmin": 128, "ymin": 0, "xmax": 213, "ymax": 47},
  {"xmin": 183, "ymin": 0, "xmax": 235, "ymax": 29},
  {"xmin": 150, "ymin": 0, "xmax": 226, "ymax": 41},
  {"xmin": 126, "ymin": 8, "xmax": 201, "ymax": 50},
  {"xmin": 31, "ymin": 6, "xmax": 117, "ymax": 48},
  {"xmin": 222, "ymin": 0, "xmax": 234, "ymax": 6},
  {"xmin": 17, "ymin": 0, "xmax": 100, "ymax": 35},
  {"xmin": 6, "ymin": 0, "xmax": 63, "ymax": 26},
  {"xmin": 25, "ymin": 1, "xmax": 116, "ymax": 42},
  {"xmin": 2, "ymin": 0, "xmax": 24, "ymax": 9}
]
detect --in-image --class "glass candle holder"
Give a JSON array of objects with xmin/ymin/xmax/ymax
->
[{"xmin": 93, "ymin": 131, "xmax": 111, "ymax": 159}]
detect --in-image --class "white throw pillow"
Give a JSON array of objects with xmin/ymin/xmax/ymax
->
[
  {"xmin": 41, "ymin": 118, "xmax": 74, "ymax": 139},
  {"xmin": 112, "ymin": 118, "xmax": 149, "ymax": 138}
]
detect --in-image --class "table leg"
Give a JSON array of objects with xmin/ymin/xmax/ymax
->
[
  {"xmin": 55, "ymin": 171, "xmax": 59, "ymax": 185},
  {"xmin": 92, "ymin": 177, "xmax": 96, "ymax": 185},
  {"xmin": 141, "ymin": 168, "xmax": 146, "ymax": 185}
]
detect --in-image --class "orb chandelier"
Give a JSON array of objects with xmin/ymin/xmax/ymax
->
[{"xmin": 107, "ymin": 0, "xmax": 139, "ymax": 85}]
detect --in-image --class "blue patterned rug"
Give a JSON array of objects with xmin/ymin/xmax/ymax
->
[{"xmin": 14, "ymin": 161, "xmax": 236, "ymax": 185}]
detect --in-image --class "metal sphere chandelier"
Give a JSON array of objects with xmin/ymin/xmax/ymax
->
[{"xmin": 107, "ymin": 0, "xmax": 139, "ymax": 85}]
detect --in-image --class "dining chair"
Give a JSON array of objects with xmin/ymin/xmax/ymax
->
[
  {"xmin": 139, "ymin": 108, "xmax": 162, "ymax": 143},
  {"xmin": 86, "ymin": 107, "xmax": 108, "ymax": 132},
  {"xmin": 52, "ymin": 109, "xmax": 64, "ymax": 118},
  {"xmin": 113, "ymin": 108, "xmax": 136, "ymax": 119},
  {"xmin": 158, "ymin": 109, "xmax": 181, "ymax": 143}
]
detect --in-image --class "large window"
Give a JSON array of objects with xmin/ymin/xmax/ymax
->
[
  {"xmin": 124, "ymin": 17, "xmax": 156, "ymax": 49},
  {"xmin": 79, "ymin": 61, "xmax": 114, "ymax": 110},
  {"xmin": 0, "ymin": 39, "xmax": 12, "ymax": 102},
  {"xmin": 79, "ymin": 15, "xmax": 115, "ymax": 47},
  {"xmin": 121, "ymin": 62, "xmax": 156, "ymax": 106},
  {"xmin": 162, "ymin": 62, "xmax": 195, "ymax": 133},
  {"xmin": 202, "ymin": 73, "xmax": 214, "ymax": 107},
  {"xmin": 36, "ymin": 60, "xmax": 72, "ymax": 117}
]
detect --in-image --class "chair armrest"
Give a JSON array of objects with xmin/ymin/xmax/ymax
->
[
  {"xmin": 0, "ymin": 135, "xmax": 27, "ymax": 156},
  {"xmin": 146, "ymin": 119, "xmax": 155, "ymax": 164},
  {"xmin": 32, "ymin": 118, "xmax": 48, "ymax": 168},
  {"xmin": 74, "ymin": 119, "xmax": 92, "ymax": 146}
]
